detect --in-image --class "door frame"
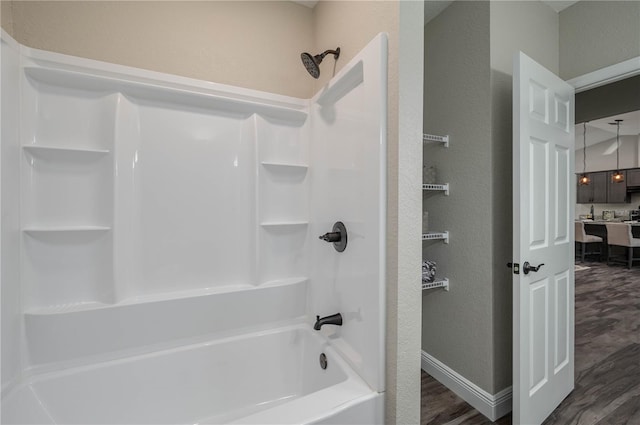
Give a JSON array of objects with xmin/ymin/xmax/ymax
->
[{"xmin": 567, "ymin": 56, "xmax": 640, "ymax": 93}]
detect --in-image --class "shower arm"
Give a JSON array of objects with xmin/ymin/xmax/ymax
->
[{"xmin": 317, "ymin": 48, "xmax": 340, "ymax": 61}]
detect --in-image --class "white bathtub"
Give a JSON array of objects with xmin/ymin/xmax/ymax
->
[
  {"xmin": 2, "ymin": 31, "xmax": 387, "ymax": 425},
  {"xmin": 2, "ymin": 325, "xmax": 383, "ymax": 424}
]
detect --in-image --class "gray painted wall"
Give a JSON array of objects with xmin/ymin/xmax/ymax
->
[
  {"xmin": 422, "ymin": 0, "xmax": 559, "ymax": 395},
  {"xmin": 423, "ymin": 0, "xmax": 494, "ymax": 392},
  {"xmin": 576, "ymin": 76, "xmax": 640, "ymax": 124},
  {"xmin": 560, "ymin": 1, "xmax": 640, "ymax": 80},
  {"xmin": 490, "ymin": 1, "xmax": 559, "ymax": 75}
]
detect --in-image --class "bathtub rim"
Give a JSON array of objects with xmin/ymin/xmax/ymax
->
[{"xmin": 2, "ymin": 323, "xmax": 379, "ymax": 425}]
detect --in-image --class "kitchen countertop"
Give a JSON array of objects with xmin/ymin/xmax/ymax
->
[{"xmin": 579, "ymin": 220, "xmax": 640, "ymax": 225}]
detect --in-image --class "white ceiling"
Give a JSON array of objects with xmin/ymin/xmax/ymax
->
[
  {"xmin": 541, "ymin": 0, "xmax": 580, "ymax": 13},
  {"xmin": 424, "ymin": 1, "xmax": 453, "ymax": 23},
  {"xmin": 424, "ymin": 0, "xmax": 579, "ymax": 23},
  {"xmin": 576, "ymin": 111, "xmax": 640, "ymax": 149}
]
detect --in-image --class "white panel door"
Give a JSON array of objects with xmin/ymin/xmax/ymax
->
[{"xmin": 512, "ymin": 52, "xmax": 575, "ymax": 425}]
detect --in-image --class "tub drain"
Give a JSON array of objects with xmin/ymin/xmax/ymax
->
[{"xmin": 319, "ymin": 353, "xmax": 328, "ymax": 369}]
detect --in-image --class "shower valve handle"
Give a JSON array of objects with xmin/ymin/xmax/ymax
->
[
  {"xmin": 319, "ymin": 221, "xmax": 347, "ymax": 252},
  {"xmin": 319, "ymin": 232, "xmax": 342, "ymax": 243}
]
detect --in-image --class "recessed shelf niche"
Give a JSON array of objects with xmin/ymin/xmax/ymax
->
[{"xmin": 23, "ymin": 230, "xmax": 114, "ymax": 310}]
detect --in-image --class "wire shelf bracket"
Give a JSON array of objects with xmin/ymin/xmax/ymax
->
[
  {"xmin": 422, "ymin": 183, "xmax": 449, "ymax": 195},
  {"xmin": 422, "ymin": 278, "xmax": 449, "ymax": 291},
  {"xmin": 423, "ymin": 133, "xmax": 449, "ymax": 147},
  {"xmin": 422, "ymin": 231, "xmax": 449, "ymax": 244}
]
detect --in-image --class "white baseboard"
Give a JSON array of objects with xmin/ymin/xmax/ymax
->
[{"xmin": 421, "ymin": 350, "xmax": 512, "ymax": 422}]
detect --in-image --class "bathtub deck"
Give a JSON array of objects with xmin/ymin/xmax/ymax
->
[{"xmin": 3, "ymin": 324, "xmax": 380, "ymax": 425}]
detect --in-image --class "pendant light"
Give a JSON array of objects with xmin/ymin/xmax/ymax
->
[
  {"xmin": 610, "ymin": 119, "xmax": 624, "ymax": 183},
  {"xmin": 579, "ymin": 122, "xmax": 590, "ymax": 185}
]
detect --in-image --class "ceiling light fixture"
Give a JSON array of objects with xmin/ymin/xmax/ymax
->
[
  {"xmin": 579, "ymin": 122, "xmax": 590, "ymax": 185},
  {"xmin": 610, "ymin": 119, "xmax": 624, "ymax": 183}
]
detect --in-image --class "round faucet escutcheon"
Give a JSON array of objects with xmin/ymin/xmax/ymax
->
[{"xmin": 318, "ymin": 221, "xmax": 347, "ymax": 252}]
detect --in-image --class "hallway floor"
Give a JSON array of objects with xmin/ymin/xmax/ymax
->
[{"xmin": 420, "ymin": 261, "xmax": 640, "ymax": 425}]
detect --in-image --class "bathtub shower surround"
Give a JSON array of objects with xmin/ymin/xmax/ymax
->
[{"xmin": 1, "ymin": 30, "xmax": 387, "ymax": 424}]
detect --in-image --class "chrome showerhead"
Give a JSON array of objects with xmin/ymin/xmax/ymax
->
[{"xmin": 300, "ymin": 47, "xmax": 340, "ymax": 79}]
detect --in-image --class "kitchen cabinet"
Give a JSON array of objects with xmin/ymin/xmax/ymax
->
[
  {"xmin": 592, "ymin": 172, "xmax": 608, "ymax": 203},
  {"xmin": 627, "ymin": 169, "xmax": 640, "ymax": 187},
  {"xmin": 577, "ymin": 177, "xmax": 592, "ymax": 204},
  {"xmin": 576, "ymin": 170, "xmax": 633, "ymax": 204},
  {"xmin": 607, "ymin": 170, "xmax": 629, "ymax": 203},
  {"xmin": 577, "ymin": 171, "xmax": 607, "ymax": 204}
]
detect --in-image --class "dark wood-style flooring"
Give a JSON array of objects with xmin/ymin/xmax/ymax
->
[{"xmin": 421, "ymin": 261, "xmax": 640, "ymax": 425}]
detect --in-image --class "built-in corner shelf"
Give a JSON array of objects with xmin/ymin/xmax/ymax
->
[
  {"xmin": 260, "ymin": 221, "xmax": 309, "ymax": 227},
  {"xmin": 259, "ymin": 276, "xmax": 309, "ymax": 287},
  {"xmin": 25, "ymin": 301, "xmax": 112, "ymax": 315},
  {"xmin": 23, "ymin": 145, "xmax": 110, "ymax": 157},
  {"xmin": 423, "ymin": 133, "xmax": 449, "ymax": 147},
  {"xmin": 423, "ymin": 183, "xmax": 449, "ymax": 195},
  {"xmin": 422, "ymin": 231, "xmax": 449, "ymax": 244},
  {"xmin": 422, "ymin": 278, "xmax": 449, "ymax": 291},
  {"xmin": 260, "ymin": 161, "xmax": 308, "ymax": 171},
  {"xmin": 23, "ymin": 226, "xmax": 111, "ymax": 235}
]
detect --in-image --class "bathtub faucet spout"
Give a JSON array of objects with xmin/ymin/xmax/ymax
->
[{"xmin": 314, "ymin": 313, "xmax": 343, "ymax": 330}]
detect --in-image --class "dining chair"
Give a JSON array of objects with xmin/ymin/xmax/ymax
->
[
  {"xmin": 575, "ymin": 221, "xmax": 603, "ymax": 262},
  {"xmin": 605, "ymin": 223, "xmax": 640, "ymax": 269}
]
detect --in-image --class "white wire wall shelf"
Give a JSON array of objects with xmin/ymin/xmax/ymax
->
[
  {"xmin": 422, "ymin": 133, "xmax": 449, "ymax": 293},
  {"xmin": 422, "ymin": 183, "xmax": 449, "ymax": 195},
  {"xmin": 422, "ymin": 231, "xmax": 449, "ymax": 244},
  {"xmin": 423, "ymin": 133, "xmax": 449, "ymax": 147},
  {"xmin": 422, "ymin": 278, "xmax": 449, "ymax": 291}
]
